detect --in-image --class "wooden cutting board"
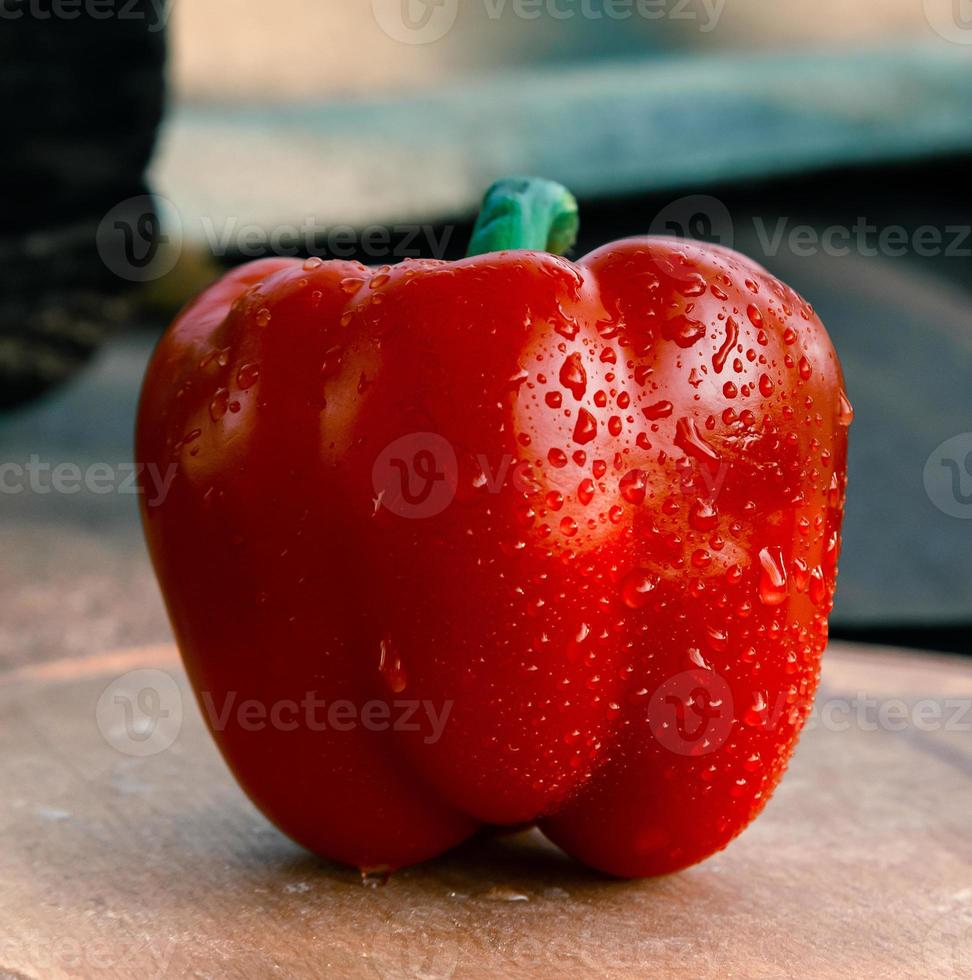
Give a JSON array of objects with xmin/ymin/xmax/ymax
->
[{"xmin": 0, "ymin": 642, "xmax": 969, "ymax": 980}]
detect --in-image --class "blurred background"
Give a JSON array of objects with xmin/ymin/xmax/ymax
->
[{"xmin": 1, "ymin": 0, "xmax": 971, "ymax": 669}]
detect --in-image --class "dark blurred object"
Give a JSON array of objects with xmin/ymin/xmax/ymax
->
[{"xmin": 0, "ymin": 0, "xmax": 165, "ymax": 408}]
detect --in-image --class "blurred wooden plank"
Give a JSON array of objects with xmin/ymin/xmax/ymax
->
[
  {"xmin": 0, "ymin": 642, "xmax": 968, "ymax": 979},
  {"xmin": 171, "ymin": 1, "xmax": 948, "ymax": 104},
  {"xmin": 154, "ymin": 46, "xmax": 972, "ymax": 230}
]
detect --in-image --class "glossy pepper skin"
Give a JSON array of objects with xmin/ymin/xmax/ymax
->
[{"xmin": 137, "ymin": 180, "xmax": 850, "ymax": 878}]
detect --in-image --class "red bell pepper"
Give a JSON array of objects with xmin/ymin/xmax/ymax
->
[{"xmin": 137, "ymin": 178, "xmax": 850, "ymax": 877}]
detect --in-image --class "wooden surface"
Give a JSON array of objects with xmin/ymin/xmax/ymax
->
[{"xmin": 0, "ymin": 642, "xmax": 969, "ymax": 979}]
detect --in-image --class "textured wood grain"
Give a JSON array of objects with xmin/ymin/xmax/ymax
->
[{"xmin": 0, "ymin": 643, "xmax": 969, "ymax": 979}]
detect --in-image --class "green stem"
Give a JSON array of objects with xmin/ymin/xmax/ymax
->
[{"xmin": 466, "ymin": 177, "xmax": 579, "ymax": 258}]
